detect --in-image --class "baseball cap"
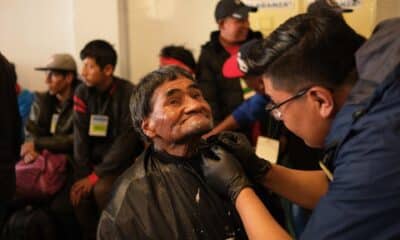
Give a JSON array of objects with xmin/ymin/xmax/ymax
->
[
  {"xmin": 223, "ymin": 39, "xmax": 264, "ymax": 78},
  {"xmin": 35, "ymin": 53, "xmax": 77, "ymax": 72},
  {"xmin": 307, "ymin": 0, "xmax": 353, "ymax": 15},
  {"xmin": 215, "ymin": 0, "xmax": 258, "ymax": 22}
]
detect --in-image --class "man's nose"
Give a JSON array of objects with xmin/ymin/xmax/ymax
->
[{"xmin": 184, "ymin": 96, "xmax": 203, "ymax": 113}]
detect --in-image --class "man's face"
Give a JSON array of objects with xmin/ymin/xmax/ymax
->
[
  {"xmin": 143, "ymin": 77, "xmax": 213, "ymax": 144},
  {"xmin": 45, "ymin": 71, "xmax": 71, "ymax": 96},
  {"xmin": 219, "ymin": 17, "xmax": 250, "ymax": 43},
  {"xmin": 244, "ymin": 75, "xmax": 264, "ymax": 94},
  {"xmin": 263, "ymin": 76, "xmax": 332, "ymax": 148},
  {"xmin": 81, "ymin": 57, "xmax": 108, "ymax": 87}
]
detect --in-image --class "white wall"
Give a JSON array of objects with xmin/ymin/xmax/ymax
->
[
  {"xmin": 0, "ymin": 0, "xmax": 127, "ymax": 91},
  {"xmin": 73, "ymin": 0, "xmax": 128, "ymax": 79},
  {"xmin": 127, "ymin": 0, "xmax": 219, "ymax": 83},
  {"xmin": 0, "ymin": 0, "xmax": 74, "ymax": 91}
]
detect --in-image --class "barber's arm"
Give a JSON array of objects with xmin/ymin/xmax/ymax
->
[
  {"xmin": 215, "ymin": 131, "xmax": 329, "ymax": 209},
  {"xmin": 201, "ymin": 144, "xmax": 291, "ymax": 240}
]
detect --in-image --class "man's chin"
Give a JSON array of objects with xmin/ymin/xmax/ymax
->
[{"xmin": 175, "ymin": 123, "xmax": 213, "ymax": 144}]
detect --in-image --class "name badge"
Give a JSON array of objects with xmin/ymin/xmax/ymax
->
[
  {"xmin": 89, "ymin": 115, "xmax": 109, "ymax": 137},
  {"xmin": 255, "ymin": 136, "xmax": 280, "ymax": 164},
  {"xmin": 50, "ymin": 114, "xmax": 59, "ymax": 134}
]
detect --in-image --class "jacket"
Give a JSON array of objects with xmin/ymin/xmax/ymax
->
[
  {"xmin": 97, "ymin": 145, "xmax": 247, "ymax": 240},
  {"xmin": 73, "ymin": 77, "xmax": 143, "ymax": 179},
  {"xmin": 196, "ymin": 30, "xmax": 263, "ymax": 124},
  {"xmin": 301, "ymin": 18, "xmax": 400, "ymax": 239},
  {"xmin": 25, "ymin": 80, "xmax": 80, "ymax": 154}
]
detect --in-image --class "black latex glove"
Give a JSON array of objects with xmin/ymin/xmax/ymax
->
[
  {"xmin": 212, "ymin": 131, "xmax": 272, "ymax": 182},
  {"xmin": 201, "ymin": 144, "xmax": 252, "ymax": 203}
]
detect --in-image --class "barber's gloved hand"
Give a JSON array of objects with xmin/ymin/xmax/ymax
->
[
  {"xmin": 212, "ymin": 131, "xmax": 272, "ymax": 182},
  {"xmin": 201, "ymin": 144, "xmax": 252, "ymax": 203}
]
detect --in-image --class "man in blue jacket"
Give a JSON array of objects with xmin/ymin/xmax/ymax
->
[{"xmin": 201, "ymin": 14, "xmax": 400, "ymax": 239}]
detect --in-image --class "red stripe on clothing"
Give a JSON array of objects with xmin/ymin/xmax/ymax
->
[
  {"xmin": 73, "ymin": 95, "xmax": 87, "ymax": 109},
  {"xmin": 74, "ymin": 105, "xmax": 86, "ymax": 113}
]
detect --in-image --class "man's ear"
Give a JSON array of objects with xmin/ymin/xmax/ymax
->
[
  {"xmin": 141, "ymin": 117, "xmax": 156, "ymax": 139},
  {"xmin": 308, "ymin": 87, "xmax": 335, "ymax": 119},
  {"xmin": 103, "ymin": 64, "xmax": 114, "ymax": 77}
]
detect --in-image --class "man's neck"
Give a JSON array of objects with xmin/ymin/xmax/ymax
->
[
  {"xmin": 96, "ymin": 76, "xmax": 113, "ymax": 92},
  {"xmin": 154, "ymin": 139, "xmax": 201, "ymax": 158}
]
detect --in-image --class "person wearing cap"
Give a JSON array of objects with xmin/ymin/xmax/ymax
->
[
  {"xmin": 71, "ymin": 39, "xmax": 143, "ymax": 240},
  {"xmin": 196, "ymin": 0, "xmax": 262, "ymax": 125},
  {"xmin": 22, "ymin": 53, "xmax": 80, "ymax": 164},
  {"xmin": 159, "ymin": 45, "xmax": 196, "ymax": 75},
  {"xmin": 19, "ymin": 53, "xmax": 81, "ymax": 238},
  {"xmin": 201, "ymin": 13, "xmax": 400, "ymax": 239},
  {"xmin": 202, "ymin": 39, "xmax": 270, "ymax": 139}
]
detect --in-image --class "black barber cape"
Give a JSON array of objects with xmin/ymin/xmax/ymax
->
[{"xmin": 98, "ymin": 145, "xmax": 247, "ymax": 240}]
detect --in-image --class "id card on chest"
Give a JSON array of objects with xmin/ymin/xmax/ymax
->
[{"xmin": 89, "ymin": 114, "xmax": 109, "ymax": 137}]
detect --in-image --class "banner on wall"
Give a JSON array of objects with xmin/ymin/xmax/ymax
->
[
  {"xmin": 242, "ymin": 0, "xmax": 294, "ymax": 8},
  {"xmin": 306, "ymin": 0, "xmax": 362, "ymax": 8}
]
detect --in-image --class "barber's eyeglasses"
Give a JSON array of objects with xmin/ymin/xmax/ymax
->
[{"xmin": 265, "ymin": 87, "xmax": 312, "ymax": 121}]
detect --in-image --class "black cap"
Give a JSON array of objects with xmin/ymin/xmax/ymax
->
[
  {"xmin": 307, "ymin": 0, "xmax": 353, "ymax": 15},
  {"xmin": 215, "ymin": 0, "xmax": 258, "ymax": 22}
]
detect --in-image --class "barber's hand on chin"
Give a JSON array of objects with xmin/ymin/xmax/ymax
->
[
  {"xmin": 201, "ymin": 144, "xmax": 252, "ymax": 203},
  {"xmin": 215, "ymin": 131, "xmax": 272, "ymax": 182}
]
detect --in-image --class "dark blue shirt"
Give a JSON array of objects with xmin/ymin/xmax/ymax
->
[{"xmin": 301, "ymin": 18, "xmax": 400, "ymax": 239}]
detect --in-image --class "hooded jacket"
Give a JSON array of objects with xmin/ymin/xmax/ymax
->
[{"xmin": 197, "ymin": 30, "xmax": 263, "ymax": 124}]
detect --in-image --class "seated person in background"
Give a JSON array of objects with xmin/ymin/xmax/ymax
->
[
  {"xmin": 97, "ymin": 66, "xmax": 248, "ymax": 239},
  {"xmin": 19, "ymin": 53, "xmax": 81, "ymax": 239},
  {"xmin": 72, "ymin": 39, "xmax": 143, "ymax": 240},
  {"xmin": 159, "ymin": 45, "xmax": 196, "ymax": 75},
  {"xmin": 22, "ymin": 54, "xmax": 79, "ymax": 164}
]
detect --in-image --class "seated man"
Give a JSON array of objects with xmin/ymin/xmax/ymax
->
[
  {"xmin": 72, "ymin": 40, "xmax": 143, "ymax": 240},
  {"xmin": 98, "ymin": 66, "xmax": 248, "ymax": 239},
  {"xmin": 19, "ymin": 53, "xmax": 81, "ymax": 238}
]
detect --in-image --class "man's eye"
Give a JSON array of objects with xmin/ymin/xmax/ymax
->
[
  {"xmin": 191, "ymin": 91, "xmax": 203, "ymax": 99},
  {"xmin": 168, "ymin": 98, "xmax": 180, "ymax": 105}
]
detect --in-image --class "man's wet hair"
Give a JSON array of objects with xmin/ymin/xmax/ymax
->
[
  {"xmin": 130, "ymin": 66, "xmax": 194, "ymax": 141},
  {"xmin": 248, "ymin": 13, "xmax": 365, "ymax": 92},
  {"xmin": 80, "ymin": 39, "xmax": 117, "ymax": 69},
  {"xmin": 160, "ymin": 45, "xmax": 196, "ymax": 73}
]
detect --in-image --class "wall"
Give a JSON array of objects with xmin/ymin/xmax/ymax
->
[
  {"xmin": 0, "ymin": 0, "xmax": 74, "ymax": 90},
  {"xmin": 73, "ymin": 0, "xmax": 128, "ymax": 79},
  {"xmin": 0, "ymin": 0, "xmax": 127, "ymax": 91}
]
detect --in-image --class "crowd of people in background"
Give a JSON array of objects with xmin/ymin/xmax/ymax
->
[{"xmin": 1, "ymin": 0, "xmax": 400, "ymax": 239}]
